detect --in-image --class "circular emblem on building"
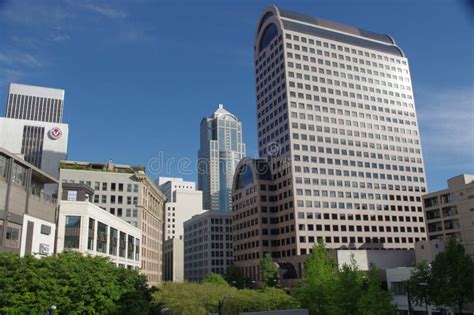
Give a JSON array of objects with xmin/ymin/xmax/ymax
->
[{"xmin": 48, "ymin": 127, "xmax": 62, "ymax": 140}]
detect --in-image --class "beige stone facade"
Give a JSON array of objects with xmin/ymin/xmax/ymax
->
[
  {"xmin": 423, "ymin": 174, "xmax": 474, "ymax": 258},
  {"xmin": 232, "ymin": 6, "xmax": 428, "ymax": 280},
  {"xmin": 59, "ymin": 161, "xmax": 165, "ymax": 286}
]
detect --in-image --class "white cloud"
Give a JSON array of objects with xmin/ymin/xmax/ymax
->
[
  {"xmin": 81, "ymin": 3, "xmax": 127, "ymax": 19},
  {"xmin": 417, "ymin": 87, "xmax": 474, "ymax": 160}
]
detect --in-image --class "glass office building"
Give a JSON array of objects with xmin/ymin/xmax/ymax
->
[{"xmin": 198, "ymin": 104, "xmax": 246, "ymax": 212}]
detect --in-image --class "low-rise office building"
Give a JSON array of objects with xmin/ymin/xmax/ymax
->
[
  {"xmin": 59, "ymin": 160, "xmax": 166, "ymax": 285},
  {"xmin": 163, "ymin": 238, "xmax": 184, "ymax": 282},
  {"xmin": 184, "ymin": 210, "xmax": 233, "ymax": 282},
  {"xmin": 423, "ymin": 174, "xmax": 474, "ymax": 258},
  {"xmin": 158, "ymin": 178, "xmax": 207, "ymax": 282},
  {"xmin": 156, "ymin": 177, "xmax": 195, "ymax": 202},
  {"xmin": 57, "ymin": 183, "xmax": 141, "ymax": 269},
  {"xmin": 0, "ymin": 147, "xmax": 57, "ymax": 257}
]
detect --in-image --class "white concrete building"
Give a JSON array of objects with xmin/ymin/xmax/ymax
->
[
  {"xmin": 57, "ymin": 200, "xmax": 142, "ymax": 269},
  {"xmin": 184, "ymin": 211, "xmax": 233, "ymax": 282},
  {"xmin": 5, "ymin": 83, "xmax": 64, "ymax": 123},
  {"xmin": 156, "ymin": 177, "xmax": 195, "ymax": 202},
  {"xmin": 0, "ymin": 118, "xmax": 68, "ymax": 180},
  {"xmin": 158, "ymin": 178, "xmax": 207, "ymax": 282},
  {"xmin": 163, "ymin": 238, "xmax": 184, "ymax": 282},
  {"xmin": 0, "ymin": 83, "xmax": 68, "ymax": 184},
  {"xmin": 59, "ymin": 161, "xmax": 166, "ymax": 286}
]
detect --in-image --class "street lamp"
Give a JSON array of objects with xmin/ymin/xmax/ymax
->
[{"xmin": 49, "ymin": 305, "xmax": 56, "ymax": 315}]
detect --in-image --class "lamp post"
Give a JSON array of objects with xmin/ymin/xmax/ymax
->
[{"xmin": 49, "ymin": 305, "xmax": 56, "ymax": 315}]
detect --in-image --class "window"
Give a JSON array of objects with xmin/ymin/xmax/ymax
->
[
  {"xmin": 5, "ymin": 222, "xmax": 21, "ymax": 248},
  {"xmin": 88, "ymin": 218, "xmax": 95, "ymax": 250},
  {"xmin": 102, "ymin": 182, "xmax": 108, "ymax": 191},
  {"xmin": 64, "ymin": 216, "xmax": 81, "ymax": 249},
  {"xmin": 67, "ymin": 190, "xmax": 78, "ymax": 201},
  {"xmin": 11, "ymin": 163, "xmax": 26, "ymax": 186},
  {"xmin": 119, "ymin": 231, "xmax": 126, "ymax": 258},
  {"xmin": 128, "ymin": 235, "xmax": 134, "ymax": 259},
  {"xmin": 109, "ymin": 227, "xmax": 118, "ymax": 256},
  {"xmin": 96, "ymin": 222, "xmax": 108, "ymax": 253},
  {"xmin": 0, "ymin": 155, "xmax": 8, "ymax": 178}
]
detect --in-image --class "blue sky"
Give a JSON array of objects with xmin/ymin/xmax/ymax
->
[{"xmin": 0, "ymin": 0, "xmax": 472, "ymax": 192}]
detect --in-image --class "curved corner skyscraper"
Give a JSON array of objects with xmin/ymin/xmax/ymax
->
[
  {"xmin": 232, "ymin": 6, "xmax": 428, "ymax": 279},
  {"xmin": 198, "ymin": 104, "xmax": 246, "ymax": 212}
]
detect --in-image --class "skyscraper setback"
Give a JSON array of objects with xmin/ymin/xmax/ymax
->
[
  {"xmin": 5, "ymin": 83, "xmax": 64, "ymax": 123},
  {"xmin": 232, "ymin": 6, "xmax": 427, "ymax": 280},
  {"xmin": 198, "ymin": 104, "xmax": 246, "ymax": 212}
]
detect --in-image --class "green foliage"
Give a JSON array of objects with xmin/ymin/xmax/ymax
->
[
  {"xmin": 224, "ymin": 265, "xmax": 249, "ymax": 289},
  {"xmin": 356, "ymin": 265, "xmax": 395, "ymax": 315},
  {"xmin": 201, "ymin": 272, "xmax": 229, "ymax": 286},
  {"xmin": 153, "ymin": 281, "xmax": 299, "ymax": 315},
  {"xmin": 330, "ymin": 256, "xmax": 364, "ymax": 315},
  {"xmin": 259, "ymin": 252, "xmax": 278, "ymax": 287},
  {"xmin": 294, "ymin": 240, "xmax": 338, "ymax": 314},
  {"xmin": 408, "ymin": 260, "xmax": 432, "ymax": 313},
  {"xmin": 430, "ymin": 238, "xmax": 474, "ymax": 312},
  {"xmin": 294, "ymin": 241, "xmax": 395, "ymax": 315},
  {"xmin": 0, "ymin": 252, "xmax": 151, "ymax": 314}
]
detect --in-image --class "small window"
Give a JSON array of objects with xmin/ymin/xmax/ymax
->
[
  {"xmin": 40, "ymin": 224, "xmax": 51, "ymax": 235},
  {"xmin": 67, "ymin": 190, "xmax": 78, "ymax": 201}
]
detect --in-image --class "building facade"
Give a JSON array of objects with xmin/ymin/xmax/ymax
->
[
  {"xmin": 0, "ymin": 148, "xmax": 57, "ymax": 257},
  {"xmin": 423, "ymin": 174, "xmax": 474, "ymax": 258},
  {"xmin": 159, "ymin": 178, "xmax": 207, "ymax": 282},
  {"xmin": 1, "ymin": 83, "xmax": 68, "ymax": 183},
  {"xmin": 58, "ymin": 160, "xmax": 166, "ymax": 286},
  {"xmin": 232, "ymin": 6, "xmax": 428, "ymax": 280},
  {"xmin": 163, "ymin": 238, "xmax": 184, "ymax": 282},
  {"xmin": 57, "ymin": 183, "xmax": 141, "ymax": 269},
  {"xmin": 156, "ymin": 177, "xmax": 195, "ymax": 202},
  {"xmin": 5, "ymin": 83, "xmax": 65, "ymax": 123},
  {"xmin": 198, "ymin": 104, "xmax": 246, "ymax": 212},
  {"xmin": 184, "ymin": 210, "xmax": 233, "ymax": 282}
]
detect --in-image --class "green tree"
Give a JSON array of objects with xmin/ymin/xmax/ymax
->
[
  {"xmin": 201, "ymin": 272, "xmax": 229, "ymax": 286},
  {"xmin": 153, "ymin": 282, "xmax": 236, "ymax": 315},
  {"xmin": 0, "ymin": 252, "xmax": 151, "ymax": 314},
  {"xmin": 224, "ymin": 265, "xmax": 248, "ymax": 289},
  {"xmin": 430, "ymin": 238, "xmax": 474, "ymax": 313},
  {"xmin": 331, "ymin": 256, "xmax": 364, "ymax": 315},
  {"xmin": 408, "ymin": 261, "xmax": 432, "ymax": 315},
  {"xmin": 356, "ymin": 264, "xmax": 395, "ymax": 315},
  {"xmin": 259, "ymin": 252, "xmax": 278, "ymax": 287},
  {"xmin": 293, "ymin": 240, "xmax": 338, "ymax": 314}
]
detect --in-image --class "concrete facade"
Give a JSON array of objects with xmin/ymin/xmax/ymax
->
[
  {"xmin": 57, "ymin": 200, "xmax": 141, "ymax": 269},
  {"xmin": 0, "ymin": 147, "xmax": 57, "ymax": 257},
  {"xmin": 0, "ymin": 118, "xmax": 68, "ymax": 182},
  {"xmin": 184, "ymin": 210, "xmax": 233, "ymax": 282},
  {"xmin": 232, "ymin": 6, "xmax": 428, "ymax": 280},
  {"xmin": 156, "ymin": 177, "xmax": 195, "ymax": 202},
  {"xmin": 423, "ymin": 174, "xmax": 474, "ymax": 258},
  {"xmin": 58, "ymin": 160, "xmax": 166, "ymax": 286},
  {"xmin": 163, "ymin": 238, "xmax": 184, "ymax": 282}
]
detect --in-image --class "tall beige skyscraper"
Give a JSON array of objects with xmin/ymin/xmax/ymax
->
[{"xmin": 232, "ymin": 6, "xmax": 428, "ymax": 280}]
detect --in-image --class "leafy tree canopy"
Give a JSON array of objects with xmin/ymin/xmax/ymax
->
[{"xmin": 0, "ymin": 252, "xmax": 151, "ymax": 314}]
